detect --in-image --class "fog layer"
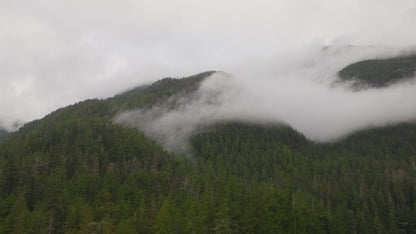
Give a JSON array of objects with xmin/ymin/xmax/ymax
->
[
  {"xmin": 2, "ymin": 0, "xmax": 416, "ymax": 130},
  {"xmin": 115, "ymin": 45, "xmax": 416, "ymax": 152}
]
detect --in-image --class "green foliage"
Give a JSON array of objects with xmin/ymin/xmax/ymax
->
[
  {"xmin": 0, "ymin": 129, "xmax": 9, "ymax": 143},
  {"xmin": 1, "ymin": 71, "xmax": 416, "ymax": 233},
  {"xmin": 108, "ymin": 71, "xmax": 216, "ymax": 111},
  {"xmin": 338, "ymin": 54, "xmax": 416, "ymax": 88}
]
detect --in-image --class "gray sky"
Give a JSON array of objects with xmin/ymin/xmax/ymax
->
[{"xmin": 2, "ymin": 0, "xmax": 416, "ymax": 131}]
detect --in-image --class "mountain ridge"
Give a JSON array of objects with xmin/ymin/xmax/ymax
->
[
  {"xmin": 1, "ymin": 67, "xmax": 416, "ymax": 232},
  {"xmin": 338, "ymin": 54, "xmax": 416, "ymax": 88}
]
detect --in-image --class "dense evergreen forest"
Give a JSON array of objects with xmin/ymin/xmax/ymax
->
[
  {"xmin": 338, "ymin": 54, "xmax": 416, "ymax": 88},
  {"xmin": 0, "ymin": 129, "xmax": 8, "ymax": 143},
  {"xmin": 1, "ymin": 69, "xmax": 416, "ymax": 233}
]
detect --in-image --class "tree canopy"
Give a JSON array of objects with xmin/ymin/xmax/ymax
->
[
  {"xmin": 1, "ymin": 71, "xmax": 416, "ymax": 233},
  {"xmin": 338, "ymin": 54, "xmax": 416, "ymax": 88}
]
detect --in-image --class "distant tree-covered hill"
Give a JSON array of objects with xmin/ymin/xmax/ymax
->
[
  {"xmin": 338, "ymin": 54, "xmax": 416, "ymax": 88},
  {"xmin": 1, "ymin": 70, "xmax": 416, "ymax": 233}
]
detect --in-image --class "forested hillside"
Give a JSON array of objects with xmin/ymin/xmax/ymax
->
[
  {"xmin": 1, "ymin": 71, "xmax": 416, "ymax": 233},
  {"xmin": 0, "ymin": 129, "xmax": 8, "ymax": 143},
  {"xmin": 338, "ymin": 54, "xmax": 416, "ymax": 88}
]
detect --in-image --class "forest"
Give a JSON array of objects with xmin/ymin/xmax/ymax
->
[
  {"xmin": 338, "ymin": 54, "xmax": 416, "ymax": 88},
  {"xmin": 0, "ymin": 129, "xmax": 8, "ymax": 143},
  {"xmin": 1, "ymin": 68, "xmax": 416, "ymax": 233}
]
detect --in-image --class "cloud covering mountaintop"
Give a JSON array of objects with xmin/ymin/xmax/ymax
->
[
  {"xmin": 116, "ymin": 46, "xmax": 416, "ymax": 153},
  {"xmin": 1, "ymin": 0, "xmax": 416, "ymax": 131}
]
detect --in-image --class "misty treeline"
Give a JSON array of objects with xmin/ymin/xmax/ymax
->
[
  {"xmin": 338, "ymin": 54, "xmax": 416, "ymax": 88},
  {"xmin": 1, "ymin": 72, "xmax": 416, "ymax": 233}
]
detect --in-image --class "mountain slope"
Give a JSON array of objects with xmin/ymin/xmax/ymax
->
[
  {"xmin": 1, "ymin": 70, "xmax": 416, "ymax": 233},
  {"xmin": 108, "ymin": 71, "xmax": 215, "ymax": 111},
  {"xmin": 0, "ymin": 71, "xmax": 219, "ymax": 233},
  {"xmin": 190, "ymin": 121, "xmax": 416, "ymax": 233},
  {"xmin": 0, "ymin": 129, "xmax": 8, "ymax": 143},
  {"xmin": 338, "ymin": 54, "xmax": 416, "ymax": 88}
]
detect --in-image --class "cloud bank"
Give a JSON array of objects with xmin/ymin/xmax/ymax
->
[
  {"xmin": 2, "ymin": 0, "xmax": 416, "ymax": 131},
  {"xmin": 115, "ymin": 45, "xmax": 416, "ymax": 152}
]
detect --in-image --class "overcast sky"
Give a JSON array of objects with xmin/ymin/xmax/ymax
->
[{"xmin": 1, "ymin": 0, "xmax": 416, "ymax": 131}]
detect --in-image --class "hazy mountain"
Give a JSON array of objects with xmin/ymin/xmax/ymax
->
[
  {"xmin": 1, "ymin": 65, "xmax": 416, "ymax": 233},
  {"xmin": 338, "ymin": 54, "xmax": 416, "ymax": 88}
]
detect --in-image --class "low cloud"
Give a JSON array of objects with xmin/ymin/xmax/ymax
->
[
  {"xmin": 2, "ymin": 0, "xmax": 416, "ymax": 131},
  {"xmin": 115, "ymin": 45, "xmax": 416, "ymax": 153}
]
